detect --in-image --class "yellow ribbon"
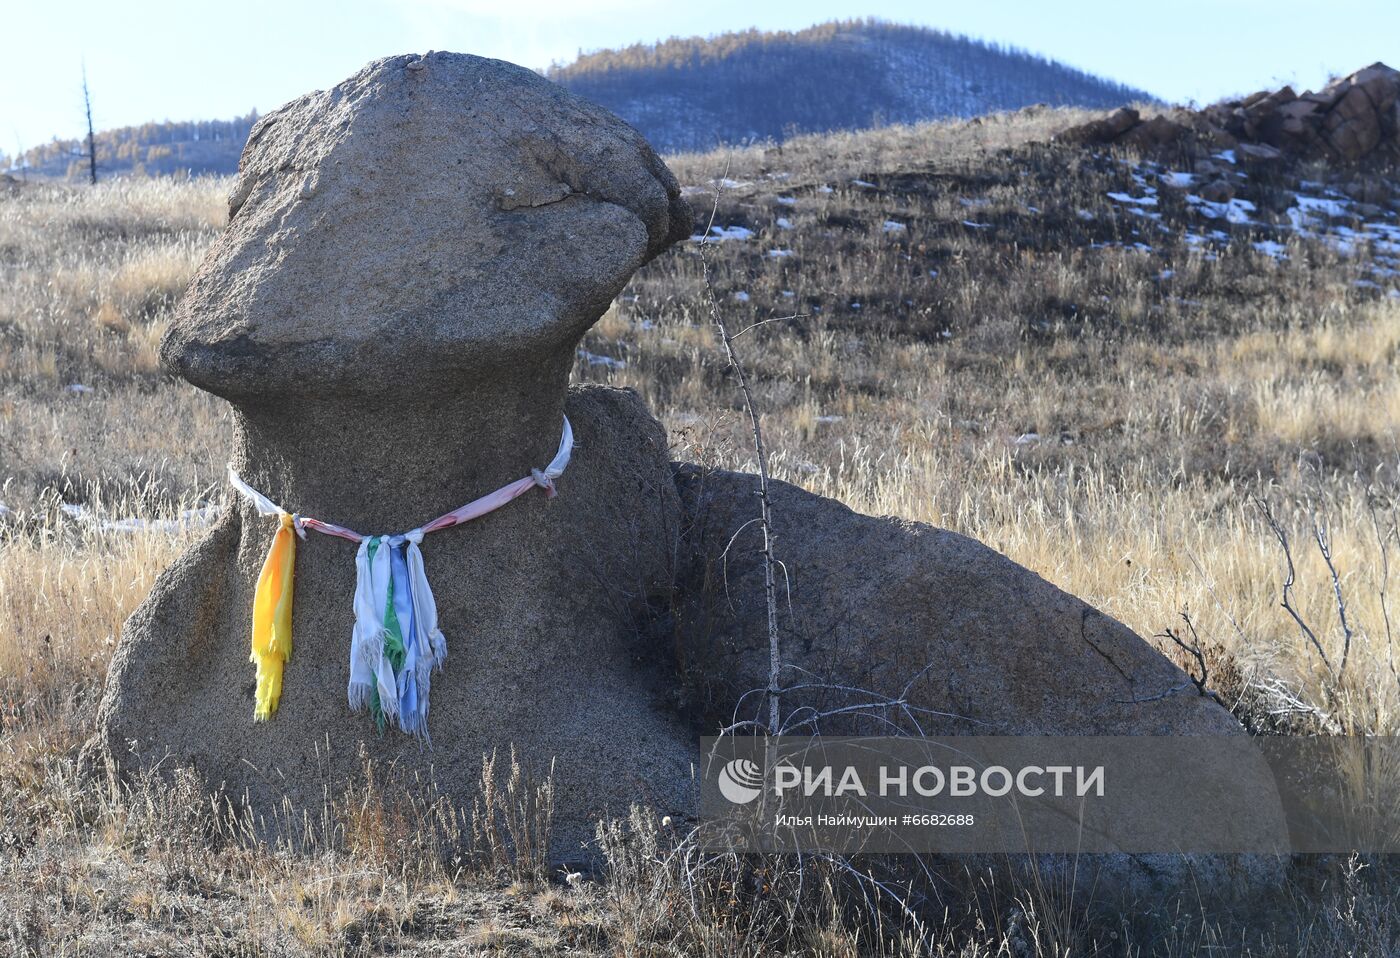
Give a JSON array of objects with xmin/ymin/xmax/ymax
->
[{"xmin": 250, "ymin": 512, "xmax": 296, "ymax": 720}]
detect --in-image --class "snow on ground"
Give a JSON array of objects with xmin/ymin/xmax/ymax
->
[
  {"xmin": 882, "ymin": 220, "xmax": 907, "ymax": 232},
  {"xmin": 1186, "ymin": 195, "xmax": 1256, "ymax": 225},
  {"xmin": 691, "ymin": 225, "xmax": 754, "ymax": 242},
  {"xmin": 1294, "ymin": 194, "xmax": 1350, "ymax": 217},
  {"xmin": 578, "ymin": 349, "xmax": 626, "ymax": 369},
  {"xmin": 768, "ymin": 249, "xmax": 795, "ymax": 258},
  {"xmin": 775, "ymin": 217, "xmax": 793, "ymax": 230},
  {"xmin": 1106, "ymin": 190, "xmax": 1158, "ymax": 207},
  {"xmin": 58, "ymin": 503, "xmax": 218, "ymax": 534}
]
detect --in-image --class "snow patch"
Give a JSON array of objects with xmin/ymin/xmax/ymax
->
[
  {"xmin": 691, "ymin": 225, "xmax": 754, "ymax": 242},
  {"xmin": 1107, "ymin": 191, "xmax": 1158, "ymax": 207},
  {"xmin": 578, "ymin": 349, "xmax": 626, "ymax": 369},
  {"xmin": 1186, "ymin": 195, "xmax": 1255, "ymax": 224},
  {"xmin": 60, "ymin": 503, "xmax": 218, "ymax": 534}
]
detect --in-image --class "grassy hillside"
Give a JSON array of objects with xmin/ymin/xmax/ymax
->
[
  {"xmin": 550, "ymin": 19, "xmax": 1154, "ymax": 153},
  {"xmin": 1, "ymin": 106, "xmax": 1398, "ymax": 953}
]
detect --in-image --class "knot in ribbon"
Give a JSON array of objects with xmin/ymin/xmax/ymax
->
[{"xmin": 530, "ymin": 468, "xmax": 557, "ymax": 498}]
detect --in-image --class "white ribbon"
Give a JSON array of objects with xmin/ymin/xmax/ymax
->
[
  {"xmin": 405, "ymin": 528, "xmax": 447, "ymax": 672},
  {"xmin": 348, "ymin": 536, "xmax": 398, "ymax": 720},
  {"xmin": 227, "ymin": 465, "xmax": 306, "ymax": 538}
]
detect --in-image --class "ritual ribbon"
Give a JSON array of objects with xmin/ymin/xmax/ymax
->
[
  {"xmin": 229, "ymin": 416, "xmax": 573, "ymax": 739},
  {"xmin": 250, "ymin": 512, "xmax": 296, "ymax": 720}
]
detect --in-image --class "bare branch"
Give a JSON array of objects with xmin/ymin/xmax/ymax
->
[
  {"xmin": 697, "ymin": 163, "xmax": 783, "ymax": 735},
  {"xmin": 1118, "ymin": 611, "xmax": 1221, "ymax": 706},
  {"xmin": 731, "ymin": 312, "xmax": 810, "ymax": 339},
  {"xmin": 1309, "ymin": 508, "xmax": 1355, "ymax": 681},
  {"xmin": 1253, "ymin": 495, "xmax": 1333, "ymax": 676},
  {"xmin": 1368, "ymin": 495, "xmax": 1400, "ymax": 693}
]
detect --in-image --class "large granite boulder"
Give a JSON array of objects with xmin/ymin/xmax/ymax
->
[
  {"xmin": 672, "ymin": 467, "xmax": 1283, "ymax": 898},
  {"xmin": 94, "ymin": 52, "xmax": 699, "ymax": 859},
  {"xmin": 163, "ymin": 51, "xmax": 690, "ymax": 400},
  {"xmin": 673, "ymin": 466, "xmax": 1243, "ymax": 738}
]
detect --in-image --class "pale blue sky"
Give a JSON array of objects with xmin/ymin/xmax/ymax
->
[{"xmin": 3, "ymin": 0, "xmax": 1396, "ymax": 156}]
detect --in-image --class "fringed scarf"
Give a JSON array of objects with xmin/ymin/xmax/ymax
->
[{"xmin": 229, "ymin": 416, "xmax": 573, "ymax": 739}]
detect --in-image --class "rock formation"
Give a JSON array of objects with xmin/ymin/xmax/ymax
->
[
  {"xmin": 1059, "ymin": 62, "xmax": 1400, "ymax": 164},
  {"xmin": 94, "ymin": 52, "xmax": 1282, "ymax": 892},
  {"xmin": 96, "ymin": 52, "xmax": 698, "ymax": 857}
]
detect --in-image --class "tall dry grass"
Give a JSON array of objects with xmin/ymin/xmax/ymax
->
[{"xmin": 2, "ymin": 108, "xmax": 1398, "ymax": 953}]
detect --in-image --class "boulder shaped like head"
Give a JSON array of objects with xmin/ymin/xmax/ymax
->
[{"xmin": 161, "ymin": 52, "xmax": 693, "ymax": 400}]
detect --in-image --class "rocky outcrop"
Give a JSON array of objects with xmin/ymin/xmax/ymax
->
[
  {"xmin": 95, "ymin": 52, "xmax": 700, "ymax": 858},
  {"xmin": 673, "ymin": 466, "xmax": 1285, "ymax": 898},
  {"xmin": 1059, "ymin": 62, "xmax": 1400, "ymax": 164},
  {"xmin": 93, "ymin": 53, "xmax": 1284, "ymax": 892}
]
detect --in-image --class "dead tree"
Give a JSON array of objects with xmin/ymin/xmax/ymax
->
[{"xmin": 82, "ymin": 63, "xmax": 97, "ymax": 185}]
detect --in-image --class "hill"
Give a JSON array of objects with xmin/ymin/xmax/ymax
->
[
  {"xmin": 9, "ymin": 113, "xmax": 258, "ymax": 180},
  {"xmin": 547, "ymin": 19, "xmax": 1155, "ymax": 153},
  {"xmin": 10, "ymin": 21, "xmax": 1153, "ymax": 179}
]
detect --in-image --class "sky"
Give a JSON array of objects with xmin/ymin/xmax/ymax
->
[{"xmin": 3, "ymin": 0, "xmax": 1397, "ymax": 157}]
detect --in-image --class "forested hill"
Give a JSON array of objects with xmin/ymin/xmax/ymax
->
[
  {"xmin": 8, "ymin": 20, "xmax": 1155, "ymax": 179},
  {"xmin": 10, "ymin": 114, "xmax": 258, "ymax": 180},
  {"xmin": 547, "ymin": 20, "xmax": 1155, "ymax": 154}
]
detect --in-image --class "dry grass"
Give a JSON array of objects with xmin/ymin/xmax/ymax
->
[{"xmin": 2, "ymin": 108, "xmax": 1398, "ymax": 953}]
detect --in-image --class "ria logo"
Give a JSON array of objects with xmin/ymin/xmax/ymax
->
[{"xmin": 717, "ymin": 757, "xmax": 764, "ymax": 804}]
